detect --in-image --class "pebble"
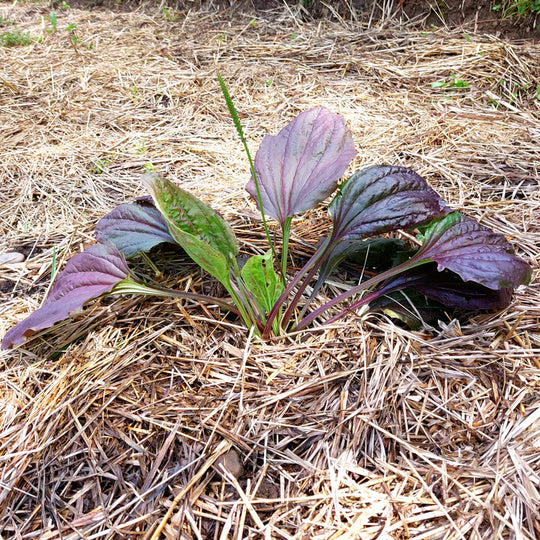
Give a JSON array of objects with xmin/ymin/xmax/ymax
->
[
  {"xmin": 215, "ymin": 449, "xmax": 244, "ymax": 479},
  {"xmin": 0, "ymin": 252, "xmax": 25, "ymax": 266}
]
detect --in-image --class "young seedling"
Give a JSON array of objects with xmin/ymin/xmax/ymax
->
[
  {"xmin": 162, "ymin": 8, "xmax": 176, "ymax": 22},
  {"xmin": 431, "ymin": 73, "xmax": 469, "ymax": 89},
  {"xmin": 1, "ymin": 79, "xmax": 532, "ymax": 349},
  {"xmin": 49, "ymin": 12, "xmax": 58, "ymax": 33},
  {"xmin": 0, "ymin": 29, "xmax": 32, "ymax": 47}
]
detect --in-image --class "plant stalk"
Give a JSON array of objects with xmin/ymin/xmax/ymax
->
[
  {"xmin": 262, "ymin": 238, "xmax": 331, "ymax": 338},
  {"xmin": 112, "ymin": 277, "xmax": 239, "ymax": 314},
  {"xmin": 280, "ymin": 216, "xmax": 293, "ymax": 285},
  {"xmin": 295, "ymin": 258, "xmax": 430, "ymax": 330},
  {"xmin": 217, "ymin": 73, "xmax": 277, "ymax": 263}
]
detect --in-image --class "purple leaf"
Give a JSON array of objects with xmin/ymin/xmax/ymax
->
[
  {"xmin": 304, "ymin": 211, "xmax": 531, "ymax": 331},
  {"xmin": 96, "ymin": 201, "xmax": 176, "ymax": 258},
  {"xmin": 329, "ymin": 165, "xmax": 450, "ymax": 242},
  {"xmin": 380, "ymin": 265, "xmax": 513, "ymax": 310},
  {"xmin": 246, "ymin": 107, "xmax": 356, "ymax": 225},
  {"xmin": 412, "ymin": 213, "xmax": 532, "ymax": 290},
  {"xmin": 2, "ymin": 243, "xmax": 130, "ymax": 349}
]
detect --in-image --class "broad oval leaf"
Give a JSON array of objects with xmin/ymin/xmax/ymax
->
[
  {"xmin": 142, "ymin": 173, "xmax": 238, "ymax": 286},
  {"xmin": 96, "ymin": 201, "xmax": 176, "ymax": 258},
  {"xmin": 143, "ymin": 173, "xmax": 238, "ymax": 261},
  {"xmin": 329, "ymin": 165, "xmax": 450, "ymax": 242},
  {"xmin": 2, "ymin": 243, "xmax": 130, "ymax": 349},
  {"xmin": 246, "ymin": 107, "xmax": 356, "ymax": 225},
  {"xmin": 241, "ymin": 250, "xmax": 284, "ymax": 313},
  {"xmin": 412, "ymin": 212, "xmax": 532, "ymax": 290}
]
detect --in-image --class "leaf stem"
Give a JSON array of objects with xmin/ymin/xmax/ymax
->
[
  {"xmin": 280, "ymin": 249, "xmax": 327, "ymax": 329},
  {"xmin": 321, "ymin": 280, "xmax": 404, "ymax": 326},
  {"xmin": 228, "ymin": 273, "xmax": 265, "ymax": 334},
  {"xmin": 262, "ymin": 238, "xmax": 331, "ymax": 338},
  {"xmin": 280, "ymin": 216, "xmax": 292, "ymax": 285},
  {"xmin": 295, "ymin": 258, "xmax": 429, "ymax": 331},
  {"xmin": 111, "ymin": 277, "xmax": 240, "ymax": 314}
]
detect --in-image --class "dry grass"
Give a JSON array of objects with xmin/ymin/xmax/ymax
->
[{"xmin": 1, "ymin": 1, "xmax": 539, "ymax": 538}]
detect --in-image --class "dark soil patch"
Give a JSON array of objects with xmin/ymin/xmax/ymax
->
[
  {"xmin": 10, "ymin": 243, "xmax": 43, "ymax": 258},
  {"xmin": 0, "ymin": 280, "xmax": 15, "ymax": 294}
]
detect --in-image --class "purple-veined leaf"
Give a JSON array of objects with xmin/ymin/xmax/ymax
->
[
  {"xmin": 1, "ymin": 243, "xmax": 131, "ymax": 349},
  {"xmin": 410, "ymin": 212, "xmax": 532, "ymax": 290},
  {"xmin": 272, "ymin": 164, "xmax": 448, "ymax": 333},
  {"xmin": 246, "ymin": 107, "xmax": 357, "ymax": 225},
  {"xmin": 377, "ymin": 265, "xmax": 513, "ymax": 310},
  {"xmin": 96, "ymin": 201, "xmax": 176, "ymax": 258},
  {"xmin": 329, "ymin": 165, "xmax": 450, "ymax": 242},
  {"xmin": 297, "ymin": 209, "xmax": 528, "ymax": 331}
]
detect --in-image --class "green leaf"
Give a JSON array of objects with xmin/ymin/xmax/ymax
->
[
  {"xmin": 49, "ymin": 11, "xmax": 57, "ymax": 32},
  {"xmin": 142, "ymin": 173, "xmax": 238, "ymax": 286},
  {"xmin": 241, "ymin": 251, "xmax": 284, "ymax": 313},
  {"xmin": 172, "ymin": 229, "xmax": 231, "ymax": 287}
]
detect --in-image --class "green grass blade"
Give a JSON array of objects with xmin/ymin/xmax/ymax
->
[{"xmin": 217, "ymin": 72, "xmax": 277, "ymax": 263}]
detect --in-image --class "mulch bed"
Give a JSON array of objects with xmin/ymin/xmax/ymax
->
[{"xmin": 1, "ymin": 1, "xmax": 539, "ymax": 538}]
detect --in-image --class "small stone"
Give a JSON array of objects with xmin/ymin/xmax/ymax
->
[
  {"xmin": 215, "ymin": 449, "xmax": 244, "ymax": 479},
  {"xmin": 0, "ymin": 252, "xmax": 25, "ymax": 266}
]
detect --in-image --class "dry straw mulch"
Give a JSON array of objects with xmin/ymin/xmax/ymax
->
[{"xmin": 1, "ymin": 1, "xmax": 539, "ymax": 538}]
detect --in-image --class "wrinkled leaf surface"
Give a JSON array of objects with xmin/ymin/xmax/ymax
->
[
  {"xmin": 143, "ymin": 173, "xmax": 238, "ymax": 262},
  {"xmin": 143, "ymin": 173, "xmax": 238, "ymax": 286},
  {"xmin": 2, "ymin": 243, "xmax": 130, "ymax": 349},
  {"xmin": 246, "ymin": 107, "xmax": 356, "ymax": 225},
  {"xmin": 411, "ymin": 212, "xmax": 532, "ymax": 290},
  {"xmin": 329, "ymin": 165, "xmax": 449, "ymax": 242}
]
